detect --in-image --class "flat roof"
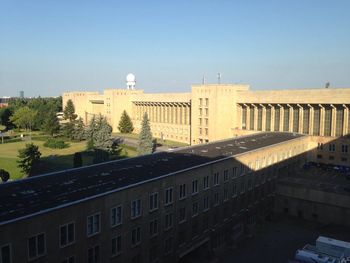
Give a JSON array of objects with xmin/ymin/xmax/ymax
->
[{"xmin": 0, "ymin": 132, "xmax": 303, "ymax": 226}]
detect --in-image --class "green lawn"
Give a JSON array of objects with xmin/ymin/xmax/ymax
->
[{"xmin": 0, "ymin": 140, "xmax": 136, "ymax": 181}]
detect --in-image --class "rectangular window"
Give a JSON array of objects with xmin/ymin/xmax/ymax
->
[
  {"xmin": 205, "ymin": 118, "xmax": 209, "ymax": 126},
  {"xmin": 223, "ymin": 170, "xmax": 229, "ymax": 182},
  {"xmin": 131, "ymin": 227, "xmax": 141, "ymax": 246},
  {"xmin": 203, "ymin": 196, "xmax": 209, "ymax": 211},
  {"xmin": 214, "ymin": 192, "xmax": 219, "ymax": 206},
  {"xmin": 232, "ymin": 167, "xmax": 237, "ymax": 178},
  {"xmin": 205, "ymin": 108, "xmax": 209, "ymax": 116},
  {"xmin": 87, "ymin": 245, "xmax": 99, "ymax": 263},
  {"xmin": 164, "ymin": 213, "xmax": 173, "ymax": 230},
  {"xmin": 87, "ymin": 213, "xmax": 100, "ymax": 236},
  {"xmin": 28, "ymin": 233, "xmax": 46, "ymax": 260},
  {"xmin": 179, "ymin": 207, "xmax": 186, "ymax": 223},
  {"xmin": 165, "ymin": 188, "xmax": 173, "ymax": 205},
  {"xmin": 199, "ymin": 118, "xmax": 202, "ymax": 125},
  {"xmin": 149, "ymin": 192, "xmax": 159, "ymax": 211},
  {"xmin": 213, "ymin": 172, "xmax": 219, "ymax": 185},
  {"xmin": 149, "ymin": 219, "xmax": 158, "ymax": 237},
  {"xmin": 232, "ymin": 182, "xmax": 237, "ymax": 197},
  {"xmin": 179, "ymin": 184, "xmax": 186, "ymax": 200},
  {"xmin": 342, "ymin": 145, "xmax": 348, "ymax": 153},
  {"xmin": 131, "ymin": 200, "xmax": 141, "ymax": 218},
  {"xmin": 329, "ymin": 144, "xmax": 336, "ymax": 152},
  {"xmin": 223, "ymin": 187, "xmax": 229, "ymax": 201},
  {"xmin": 192, "ymin": 202, "xmax": 199, "ymax": 217},
  {"xmin": 203, "ymin": 176, "xmax": 209, "ymax": 190},
  {"xmin": 60, "ymin": 222, "xmax": 75, "ymax": 247},
  {"xmin": 192, "ymin": 179, "xmax": 198, "ymax": 194},
  {"xmin": 111, "ymin": 235, "xmax": 122, "ymax": 256},
  {"xmin": 111, "ymin": 206, "xmax": 122, "ymax": 227},
  {"xmin": 1, "ymin": 244, "xmax": 11, "ymax": 263},
  {"xmin": 164, "ymin": 237, "xmax": 173, "ymax": 255},
  {"xmin": 199, "ymin": 98, "xmax": 202, "ymax": 106},
  {"xmin": 205, "ymin": 98, "xmax": 209, "ymax": 107}
]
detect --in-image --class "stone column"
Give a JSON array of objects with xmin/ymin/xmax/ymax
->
[
  {"xmin": 287, "ymin": 104, "xmax": 293, "ymax": 132},
  {"xmin": 319, "ymin": 104, "xmax": 325, "ymax": 136},
  {"xmin": 330, "ymin": 104, "xmax": 336, "ymax": 137},
  {"xmin": 260, "ymin": 104, "xmax": 266, "ymax": 131},
  {"xmin": 278, "ymin": 104, "xmax": 284, "ymax": 132},
  {"xmin": 186, "ymin": 104, "xmax": 190, "ymax": 125},
  {"xmin": 297, "ymin": 104, "xmax": 303, "ymax": 134},
  {"xmin": 343, "ymin": 104, "xmax": 349, "ymax": 136},
  {"xmin": 308, "ymin": 104, "xmax": 314, "ymax": 135},
  {"xmin": 245, "ymin": 104, "xmax": 250, "ymax": 130},
  {"xmin": 269, "ymin": 104, "xmax": 275, "ymax": 132},
  {"xmin": 253, "ymin": 104, "xmax": 258, "ymax": 131}
]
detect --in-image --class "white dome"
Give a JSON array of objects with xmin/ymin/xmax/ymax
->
[{"xmin": 126, "ymin": 73, "xmax": 136, "ymax": 82}]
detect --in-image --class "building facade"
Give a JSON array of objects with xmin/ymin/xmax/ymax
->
[{"xmin": 0, "ymin": 133, "xmax": 310, "ymax": 263}]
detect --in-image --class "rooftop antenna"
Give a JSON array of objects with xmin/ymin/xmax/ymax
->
[
  {"xmin": 325, "ymin": 82, "xmax": 330, "ymax": 89},
  {"xmin": 217, "ymin": 73, "xmax": 221, "ymax": 84},
  {"xmin": 202, "ymin": 75, "xmax": 206, "ymax": 85}
]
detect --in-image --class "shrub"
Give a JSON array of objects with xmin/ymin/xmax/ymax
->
[{"xmin": 43, "ymin": 138, "xmax": 69, "ymax": 149}]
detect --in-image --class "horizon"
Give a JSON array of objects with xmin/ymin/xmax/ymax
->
[{"xmin": 1, "ymin": 0, "xmax": 349, "ymax": 97}]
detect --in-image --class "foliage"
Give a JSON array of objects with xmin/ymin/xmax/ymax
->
[
  {"xmin": 0, "ymin": 168, "xmax": 10, "ymax": 182},
  {"xmin": 17, "ymin": 143, "xmax": 41, "ymax": 176},
  {"xmin": 43, "ymin": 138, "xmax": 69, "ymax": 149},
  {"xmin": 118, "ymin": 110, "xmax": 134, "ymax": 133},
  {"xmin": 73, "ymin": 152, "xmax": 82, "ymax": 168},
  {"xmin": 63, "ymin": 99, "xmax": 77, "ymax": 122},
  {"xmin": 61, "ymin": 122, "xmax": 75, "ymax": 140},
  {"xmin": 42, "ymin": 110, "xmax": 60, "ymax": 136},
  {"xmin": 71, "ymin": 117, "xmax": 86, "ymax": 141},
  {"xmin": 138, "ymin": 112, "xmax": 154, "ymax": 155},
  {"xmin": 0, "ymin": 108, "xmax": 13, "ymax": 130},
  {"xmin": 86, "ymin": 115, "xmax": 113, "ymax": 151},
  {"xmin": 10, "ymin": 106, "xmax": 37, "ymax": 131}
]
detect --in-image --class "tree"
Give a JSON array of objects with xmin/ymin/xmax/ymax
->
[
  {"xmin": 71, "ymin": 117, "xmax": 86, "ymax": 141},
  {"xmin": 0, "ymin": 108, "xmax": 13, "ymax": 130},
  {"xmin": 63, "ymin": 99, "xmax": 77, "ymax": 122},
  {"xmin": 17, "ymin": 143, "xmax": 41, "ymax": 176},
  {"xmin": 42, "ymin": 110, "xmax": 60, "ymax": 136},
  {"xmin": 118, "ymin": 110, "xmax": 134, "ymax": 133},
  {"xmin": 138, "ymin": 112, "xmax": 154, "ymax": 155},
  {"xmin": 10, "ymin": 106, "xmax": 37, "ymax": 131},
  {"xmin": 73, "ymin": 152, "xmax": 82, "ymax": 168},
  {"xmin": 0, "ymin": 169, "xmax": 10, "ymax": 182}
]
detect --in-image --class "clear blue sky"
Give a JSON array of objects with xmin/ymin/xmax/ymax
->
[{"xmin": 0, "ymin": 0, "xmax": 349, "ymax": 97}]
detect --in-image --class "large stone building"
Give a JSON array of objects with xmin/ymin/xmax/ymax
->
[{"xmin": 63, "ymin": 77, "xmax": 350, "ymax": 145}]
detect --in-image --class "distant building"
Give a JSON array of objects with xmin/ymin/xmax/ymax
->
[{"xmin": 19, "ymin": 91, "xmax": 24, "ymax": 98}]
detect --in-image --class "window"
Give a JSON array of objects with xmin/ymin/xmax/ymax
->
[
  {"xmin": 199, "ymin": 108, "xmax": 202, "ymax": 116},
  {"xmin": 164, "ymin": 213, "xmax": 173, "ymax": 230},
  {"xmin": 213, "ymin": 172, "xmax": 219, "ymax": 185},
  {"xmin": 61, "ymin": 256, "xmax": 75, "ymax": 263},
  {"xmin": 199, "ymin": 128, "xmax": 202, "ymax": 135},
  {"xmin": 199, "ymin": 118, "xmax": 202, "ymax": 125},
  {"xmin": 240, "ymin": 180, "xmax": 245, "ymax": 193},
  {"xmin": 199, "ymin": 98, "xmax": 202, "ymax": 106},
  {"xmin": 192, "ymin": 179, "xmax": 198, "ymax": 194},
  {"xmin": 1, "ymin": 244, "xmax": 11, "ymax": 263},
  {"xmin": 329, "ymin": 156, "xmax": 335, "ymax": 160},
  {"xmin": 87, "ymin": 213, "xmax": 100, "ymax": 236},
  {"xmin": 214, "ymin": 192, "xmax": 219, "ymax": 206},
  {"xmin": 131, "ymin": 199, "xmax": 141, "ymax": 218},
  {"xmin": 223, "ymin": 187, "xmax": 229, "ymax": 201},
  {"xmin": 111, "ymin": 206, "xmax": 122, "ymax": 227},
  {"xmin": 205, "ymin": 98, "xmax": 209, "ymax": 107},
  {"xmin": 111, "ymin": 235, "xmax": 122, "ymax": 256},
  {"xmin": 232, "ymin": 182, "xmax": 237, "ymax": 197},
  {"xmin": 165, "ymin": 188, "xmax": 173, "ymax": 205},
  {"xmin": 192, "ymin": 202, "xmax": 199, "ymax": 217},
  {"xmin": 28, "ymin": 233, "xmax": 46, "ymax": 260},
  {"xmin": 317, "ymin": 154, "xmax": 323, "ymax": 159},
  {"xmin": 342, "ymin": 144, "xmax": 348, "ymax": 153},
  {"xmin": 87, "ymin": 245, "xmax": 99, "ymax": 263},
  {"xmin": 329, "ymin": 143, "xmax": 336, "ymax": 152},
  {"xmin": 205, "ymin": 118, "xmax": 209, "ymax": 126},
  {"xmin": 149, "ymin": 192, "xmax": 159, "ymax": 211},
  {"xmin": 240, "ymin": 164, "xmax": 245, "ymax": 175},
  {"xmin": 179, "ymin": 207, "xmax": 186, "ymax": 223},
  {"xmin": 205, "ymin": 128, "xmax": 208, "ymax": 136},
  {"xmin": 179, "ymin": 184, "xmax": 186, "ymax": 200},
  {"xmin": 205, "ymin": 108, "xmax": 208, "ymax": 116},
  {"xmin": 164, "ymin": 237, "xmax": 173, "ymax": 255},
  {"xmin": 131, "ymin": 227, "xmax": 141, "ymax": 246},
  {"xmin": 223, "ymin": 170, "xmax": 229, "ymax": 182},
  {"xmin": 149, "ymin": 219, "xmax": 158, "ymax": 237},
  {"xmin": 203, "ymin": 176, "xmax": 209, "ymax": 190},
  {"xmin": 232, "ymin": 167, "xmax": 238, "ymax": 178},
  {"xmin": 203, "ymin": 196, "xmax": 209, "ymax": 211},
  {"xmin": 60, "ymin": 222, "xmax": 75, "ymax": 247}
]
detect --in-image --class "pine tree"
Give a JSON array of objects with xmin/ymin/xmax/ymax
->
[
  {"xmin": 17, "ymin": 143, "xmax": 41, "ymax": 176},
  {"xmin": 118, "ymin": 110, "xmax": 134, "ymax": 133},
  {"xmin": 72, "ymin": 117, "xmax": 86, "ymax": 141},
  {"xmin": 63, "ymin": 99, "xmax": 77, "ymax": 122},
  {"xmin": 42, "ymin": 110, "xmax": 60, "ymax": 136},
  {"xmin": 0, "ymin": 168, "xmax": 10, "ymax": 182},
  {"xmin": 138, "ymin": 112, "xmax": 153, "ymax": 155}
]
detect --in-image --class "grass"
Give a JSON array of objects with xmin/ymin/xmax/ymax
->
[{"xmin": 0, "ymin": 140, "xmax": 136, "ymax": 181}]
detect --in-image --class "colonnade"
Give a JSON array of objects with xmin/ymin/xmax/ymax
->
[
  {"xmin": 133, "ymin": 102, "xmax": 191, "ymax": 125},
  {"xmin": 239, "ymin": 103, "xmax": 350, "ymax": 137}
]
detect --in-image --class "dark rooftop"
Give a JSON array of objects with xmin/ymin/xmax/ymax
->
[{"xmin": 0, "ymin": 132, "xmax": 303, "ymax": 225}]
